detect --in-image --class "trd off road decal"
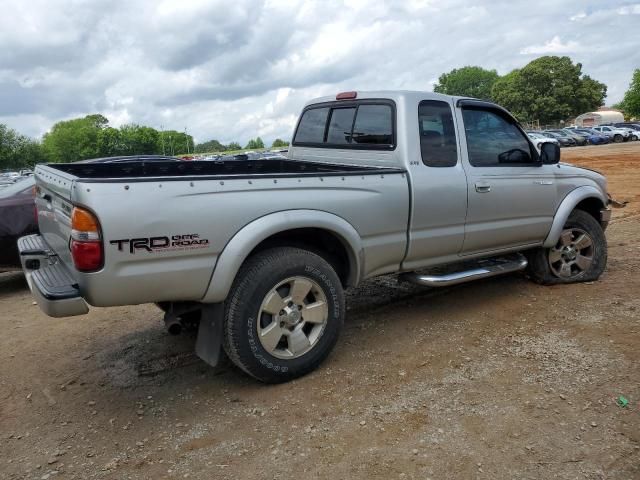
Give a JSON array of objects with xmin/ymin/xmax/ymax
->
[{"xmin": 110, "ymin": 234, "xmax": 209, "ymax": 254}]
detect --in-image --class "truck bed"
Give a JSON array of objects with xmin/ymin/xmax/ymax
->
[{"xmin": 49, "ymin": 158, "xmax": 404, "ymax": 181}]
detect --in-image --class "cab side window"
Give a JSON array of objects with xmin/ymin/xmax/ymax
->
[
  {"xmin": 418, "ymin": 100, "xmax": 458, "ymax": 167},
  {"xmin": 462, "ymin": 108, "xmax": 535, "ymax": 167}
]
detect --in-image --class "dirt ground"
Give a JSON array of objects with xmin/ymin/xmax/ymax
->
[{"xmin": 1, "ymin": 143, "xmax": 639, "ymax": 480}]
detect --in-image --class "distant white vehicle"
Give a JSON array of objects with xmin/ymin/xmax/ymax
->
[
  {"xmin": 592, "ymin": 125, "xmax": 630, "ymax": 143},
  {"xmin": 527, "ymin": 132, "xmax": 559, "ymax": 150}
]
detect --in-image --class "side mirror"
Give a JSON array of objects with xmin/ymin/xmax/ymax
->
[{"xmin": 540, "ymin": 142, "xmax": 560, "ymax": 165}]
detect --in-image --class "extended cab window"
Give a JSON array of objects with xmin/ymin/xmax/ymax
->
[
  {"xmin": 418, "ymin": 100, "xmax": 458, "ymax": 167},
  {"xmin": 293, "ymin": 102, "xmax": 394, "ymax": 149},
  {"xmin": 462, "ymin": 109, "xmax": 535, "ymax": 167}
]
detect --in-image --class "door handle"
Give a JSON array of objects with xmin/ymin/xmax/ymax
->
[{"xmin": 475, "ymin": 182, "xmax": 491, "ymax": 193}]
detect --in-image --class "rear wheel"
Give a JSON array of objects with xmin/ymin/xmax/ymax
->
[
  {"xmin": 526, "ymin": 210, "xmax": 607, "ymax": 285},
  {"xmin": 613, "ymin": 134, "xmax": 623, "ymax": 143},
  {"xmin": 223, "ymin": 247, "xmax": 345, "ymax": 383}
]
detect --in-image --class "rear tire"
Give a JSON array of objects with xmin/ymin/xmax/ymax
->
[
  {"xmin": 526, "ymin": 210, "xmax": 607, "ymax": 285},
  {"xmin": 613, "ymin": 134, "xmax": 623, "ymax": 143},
  {"xmin": 223, "ymin": 247, "xmax": 345, "ymax": 383}
]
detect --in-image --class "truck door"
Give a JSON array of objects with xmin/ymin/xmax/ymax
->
[
  {"xmin": 456, "ymin": 102, "xmax": 557, "ymax": 255},
  {"xmin": 402, "ymin": 99, "xmax": 468, "ymax": 271}
]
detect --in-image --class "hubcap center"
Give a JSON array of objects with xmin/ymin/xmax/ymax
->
[
  {"xmin": 563, "ymin": 246, "xmax": 577, "ymax": 261},
  {"xmin": 280, "ymin": 305, "xmax": 302, "ymax": 327}
]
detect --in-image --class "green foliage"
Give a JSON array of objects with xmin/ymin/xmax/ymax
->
[
  {"xmin": 194, "ymin": 139, "xmax": 227, "ymax": 153},
  {"xmin": 42, "ymin": 114, "xmax": 109, "ymax": 163},
  {"xmin": 271, "ymin": 138, "xmax": 289, "ymax": 148},
  {"xmin": 226, "ymin": 141, "xmax": 242, "ymax": 151},
  {"xmin": 245, "ymin": 137, "xmax": 265, "ymax": 149},
  {"xmin": 158, "ymin": 130, "xmax": 194, "ymax": 156},
  {"xmin": 618, "ymin": 68, "xmax": 640, "ymax": 119},
  {"xmin": 433, "ymin": 66, "xmax": 499, "ymax": 99},
  {"xmin": 491, "ymin": 56, "xmax": 606, "ymax": 124},
  {"xmin": 0, "ymin": 124, "xmax": 44, "ymax": 170}
]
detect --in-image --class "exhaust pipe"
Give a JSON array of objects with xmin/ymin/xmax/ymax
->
[{"xmin": 163, "ymin": 313, "xmax": 182, "ymax": 335}]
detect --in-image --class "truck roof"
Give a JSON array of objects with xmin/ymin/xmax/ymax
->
[{"xmin": 302, "ymin": 90, "xmax": 469, "ymax": 108}]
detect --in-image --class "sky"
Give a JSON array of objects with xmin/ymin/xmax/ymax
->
[{"xmin": 1, "ymin": 0, "xmax": 639, "ymax": 146}]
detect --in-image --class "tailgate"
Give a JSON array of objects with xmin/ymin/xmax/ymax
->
[{"xmin": 34, "ymin": 165, "xmax": 76, "ymax": 269}]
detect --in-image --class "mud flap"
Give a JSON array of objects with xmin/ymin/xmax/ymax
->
[{"xmin": 195, "ymin": 303, "xmax": 225, "ymax": 367}]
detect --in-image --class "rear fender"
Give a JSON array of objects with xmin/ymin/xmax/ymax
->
[{"xmin": 201, "ymin": 210, "xmax": 363, "ymax": 303}]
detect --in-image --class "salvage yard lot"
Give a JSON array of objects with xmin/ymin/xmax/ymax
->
[{"xmin": 1, "ymin": 143, "xmax": 639, "ymax": 480}]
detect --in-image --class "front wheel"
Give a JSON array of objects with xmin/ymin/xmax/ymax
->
[
  {"xmin": 613, "ymin": 134, "xmax": 623, "ymax": 143},
  {"xmin": 526, "ymin": 210, "xmax": 607, "ymax": 285},
  {"xmin": 223, "ymin": 247, "xmax": 345, "ymax": 383}
]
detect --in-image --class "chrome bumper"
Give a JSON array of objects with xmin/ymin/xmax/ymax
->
[{"xmin": 18, "ymin": 234, "xmax": 89, "ymax": 318}]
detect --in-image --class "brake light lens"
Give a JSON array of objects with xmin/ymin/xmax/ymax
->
[
  {"xmin": 336, "ymin": 91, "xmax": 357, "ymax": 100},
  {"xmin": 70, "ymin": 207, "xmax": 103, "ymax": 272}
]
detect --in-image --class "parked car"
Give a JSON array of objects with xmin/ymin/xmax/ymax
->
[
  {"xmin": 19, "ymin": 91, "xmax": 612, "ymax": 383},
  {"xmin": 0, "ymin": 176, "xmax": 37, "ymax": 272},
  {"xmin": 546, "ymin": 129, "xmax": 587, "ymax": 146},
  {"xmin": 613, "ymin": 122, "xmax": 640, "ymax": 138},
  {"xmin": 606, "ymin": 126, "xmax": 639, "ymax": 141},
  {"xmin": 567, "ymin": 129, "xmax": 609, "ymax": 145},
  {"xmin": 527, "ymin": 132, "xmax": 559, "ymax": 150},
  {"xmin": 542, "ymin": 131, "xmax": 576, "ymax": 147},
  {"xmin": 592, "ymin": 125, "xmax": 630, "ymax": 143}
]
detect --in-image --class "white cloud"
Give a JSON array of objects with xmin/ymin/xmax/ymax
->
[
  {"xmin": 520, "ymin": 36, "xmax": 581, "ymax": 55},
  {"xmin": 0, "ymin": 0, "xmax": 638, "ymax": 145}
]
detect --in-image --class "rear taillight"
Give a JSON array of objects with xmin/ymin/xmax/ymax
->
[{"xmin": 70, "ymin": 207, "xmax": 103, "ymax": 272}]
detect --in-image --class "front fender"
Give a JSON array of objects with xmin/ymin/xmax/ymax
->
[
  {"xmin": 200, "ymin": 210, "xmax": 363, "ymax": 303},
  {"xmin": 542, "ymin": 186, "xmax": 607, "ymax": 248}
]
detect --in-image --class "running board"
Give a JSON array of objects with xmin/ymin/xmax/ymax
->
[{"xmin": 400, "ymin": 255, "xmax": 528, "ymax": 288}]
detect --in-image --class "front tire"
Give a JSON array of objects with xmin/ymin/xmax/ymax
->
[
  {"xmin": 526, "ymin": 210, "xmax": 607, "ymax": 285},
  {"xmin": 613, "ymin": 134, "xmax": 623, "ymax": 143},
  {"xmin": 223, "ymin": 247, "xmax": 345, "ymax": 383}
]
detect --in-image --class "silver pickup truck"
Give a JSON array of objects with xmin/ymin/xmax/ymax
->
[{"xmin": 19, "ymin": 91, "xmax": 611, "ymax": 383}]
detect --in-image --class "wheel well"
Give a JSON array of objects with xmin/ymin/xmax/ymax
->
[
  {"xmin": 248, "ymin": 228, "xmax": 354, "ymax": 287},
  {"xmin": 574, "ymin": 197, "xmax": 604, "ymax": 224}
]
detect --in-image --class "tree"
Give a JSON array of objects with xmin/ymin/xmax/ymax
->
[
  {"xmin": 271, "ymin": 138, "xmax": 289, "ymax": 148},
  {"xmin": 618, "ymin": 68, "xmax": 640, "ymax": 119},
  {"xmin": 118, "ymin": 124, "xmax": 160, "ymax": 155},
  {"xmin": 42, "ymin": 114, "xmax": 109, "ymax": 163},
  {"xmin": 491, "ymin": 56, "xmax": 607, "ymax": 124},
  {"xmin": 245, "ymin": 137, "xmax": 265, "ymax": 149},
  {"xmin": 195, "ymin": 139, "xmax": 227, "ymax": 153},
  {"xmin": 433, "ymin": 66, "xmax": 499, "ymax": 100},
  {"xmin": 157, "ymin": 130, "xmax": 194, "ymax": 156},
  {"xmin": 226, "ymin": 141, "xmax": 242, "ymax": 151},
  {"xmin": 0, "ymin": 124, "xmax": 44, "ymax": 169}
]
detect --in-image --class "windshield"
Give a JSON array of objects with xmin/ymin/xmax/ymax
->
[{"xmin": 0, "ymin": 176, "xmax": 34, "ymax": 198}]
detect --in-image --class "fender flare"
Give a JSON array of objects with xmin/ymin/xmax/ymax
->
[
  {"xmin": 201, "ymin": 210, "xmax": 364, "ymax": 303},
  {"xmin": 542, "ymin": 186, "xmax": 607, "ymax": 248}
]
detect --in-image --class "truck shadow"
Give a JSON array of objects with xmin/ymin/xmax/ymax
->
[
  {"xmin": 0, "ymin": 271, "xmax": 28, "ymax": 297},
  {"xmin": 77, "ymin": 273, "xmax": 536, "ymax": 401}
]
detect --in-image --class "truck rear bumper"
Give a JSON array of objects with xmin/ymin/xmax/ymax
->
[{"xmin": 18, "ymin": 234, "xmax": 89, "ymax": 318}]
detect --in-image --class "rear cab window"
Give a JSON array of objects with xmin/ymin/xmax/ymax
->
[
  {"xmin": 293, "ymin": 100, "xmax": 395, "ymax": 150},
  {"xmin": 418, "ymin": 100, "xmax": 458, "ymax": 167}
]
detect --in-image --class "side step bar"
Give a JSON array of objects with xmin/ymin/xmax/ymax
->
[{"xmin": 400, "ymin": 254, "xmax": 528, "ymax": 288}]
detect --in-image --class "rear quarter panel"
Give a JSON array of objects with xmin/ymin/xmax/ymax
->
[{"xmin": 73, "ymin": 172, "xmax": 409, "ymax": 307}]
